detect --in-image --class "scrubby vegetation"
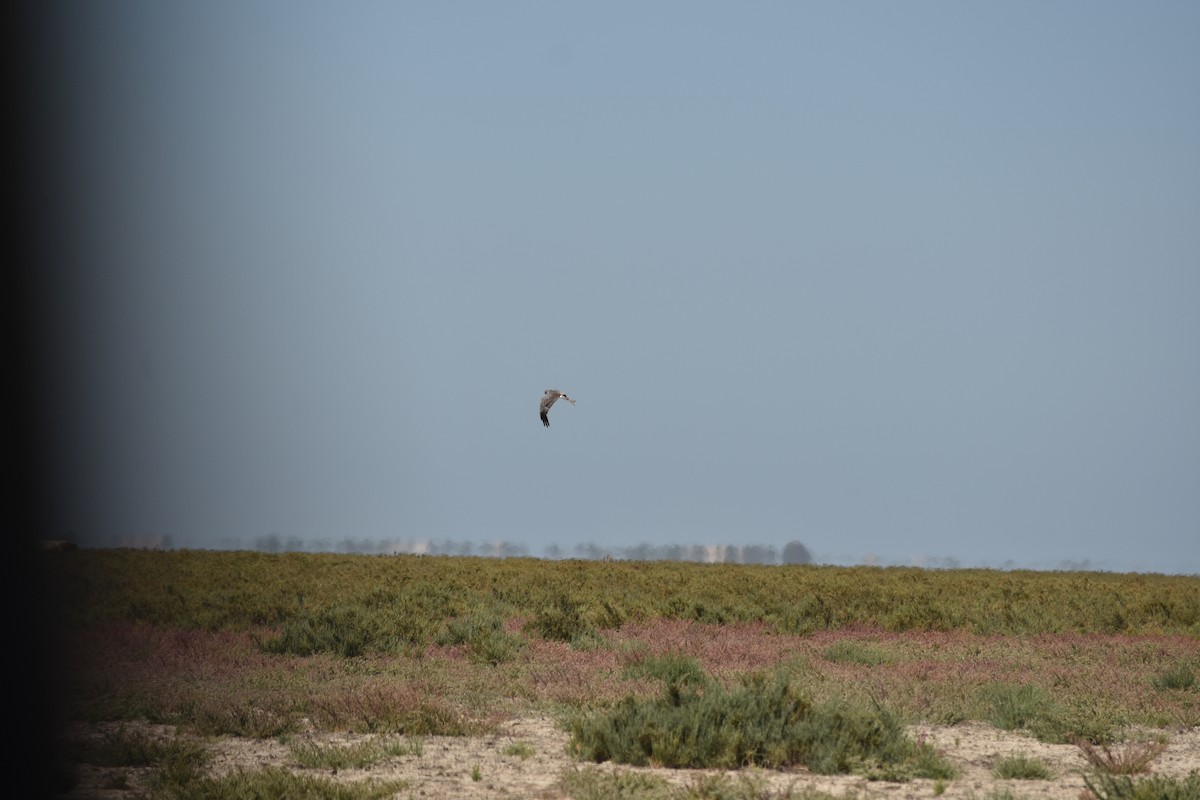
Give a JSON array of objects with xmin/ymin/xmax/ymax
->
[
  {"xmin": 992, "ymin": 754, "xmax": 1052, "ymax": 779},
  {"xmin": 149, "ymin": 766, "xmax": 407, "ymax": 800},
  {"xmin": 45, "ymin": 549, "xmax": 1200, "ymax": 637},
  {"xmin": 39, "ymin": 549, "xmax": 1200, "ymax": 796},
  {"xmin": 561, "ymin": 767, "xmax": 849, "ymax": 799},
  {"xmin": 61, "ymin": 725, "xmax": 412, "ymax": 799},
  {"xmin": 1077, "ymin": 738, "xmax": 1169, "ymax": 775},
  {"xmin": 974, "ymin": 682, "xmax": 1125, "ymax": 744},
  {"xmin": 77, "ymin": 725, "xmax": 211, "ymax": 773},
  {"xmin": 569, "ymin": 668, "xmax": 954, "ymax": 778},
  {"xmin": 1153, "ymin": 659, "xmax": 1198, "ymax": 692},
  {"xmin": 434, "ymin": 605, "xmax": 525, "ymax": 664},
  {"xmin": 621, "ymin": 652, "xmax": 709, "ymax": 687},
  {"xmin": 1083, "ymin": 770, "xmax": 1200, "ymax": 800}
]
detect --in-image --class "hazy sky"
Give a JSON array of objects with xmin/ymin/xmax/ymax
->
[{"xmin": 23, "ymin": 2, "xmax": 1200, "ymax": 573}]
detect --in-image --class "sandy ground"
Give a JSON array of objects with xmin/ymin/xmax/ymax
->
[{"xmin": 63, "ymin": 717, "xmax": 1200, "ymax": 799}]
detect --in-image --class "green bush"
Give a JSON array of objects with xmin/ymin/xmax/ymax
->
[
  {"xmin": 1152, "ymin": 661, "xmax": 1197, "ymax": 692},
  {"xmin": 559, "ymin": 767, "xmax": 674, "ymax": 800},
  {"xmin": 1083, "ymin": 770, "xmax": 1200, "ymax": 800},
  {"xmin": 83, "ymin": 726, "xmax": 211, "ymax": 774},
  {"xmin": 562, "ymin": 767, "xmax": 851, "ymax": 800},
  {"xmin": 1077, "ymin": 739, "xmax": 1167, "ymax": 775},
  {"xmin": 568, "ymin": 671, "xmax": 953, "ymax": 777},
  {"xmin": 258, "ymin": 587, "xmax": 453, "ymax": 657},
  {"xmin": 1032, "ymin": 699, "xmax": 1123, "ymax": 745},
  {"xmin": 147, "ymin": 765, "xmax": 406, "ymax": 800},
  {"xmin": 978, "ymin": 683, "xmax": 1053, "ymax": 731},
  {"xmin": 525, "ymin": 595, "xmax": 595, "ymax": 643},
  {"xmin": 189, "ymin": 700, "xmax": 298, "ymax": 739},
  {"xmin": 976, "ymin": 683, "xmax": 1122, "ymax": 744},
  {"xmin": 774, "ymin": 594, "xmax": 835, "ymax": 634},
  {"xmin": 436, "ymin": 607, "xmax": 524, "ymax": 664},
  {"xmin": 992, "ymin": 754, "xmax": 1052, "ymax": 779},
  {"xmin": 151, "ymin": 740, "xmax": 213, "ymax": 791},
  {"xmin": 262, "ymin": 604, "xmax": 395, "ymax": 657},
  {"xmin": 621, "ymin": 653, "xmax": 707, "ymax": 687}
]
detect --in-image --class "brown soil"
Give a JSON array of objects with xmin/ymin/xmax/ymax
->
[{"xmin": 64, "ymin": 717, "xmax": 1200, "ymax": 799}]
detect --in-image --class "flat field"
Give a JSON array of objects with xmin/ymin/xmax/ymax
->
[{"xmin": 42, "ymin": 550, "xmax": 1200, "ymax": 799}]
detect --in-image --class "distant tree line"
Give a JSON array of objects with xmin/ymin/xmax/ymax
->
[
  {"xmin": 553, "ymin": 541, "xmax": 813, "ymax": 565},
  {"xmin": 89, "ymin": 533, "xmax": 814, "ymax": 565},
  {"xmin": 75, "ymin": 535, "xmax": 1135, "ymax": 573},
  {"xmin": 243, "ymin": 535, "xmax": 814, "ymax": 565}
]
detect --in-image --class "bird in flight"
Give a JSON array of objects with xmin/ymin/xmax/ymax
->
[{"xmin": 540, "ymin": 389, "xmax": 575, "ymax": 427}]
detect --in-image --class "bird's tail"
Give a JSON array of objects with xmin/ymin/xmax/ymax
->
[{"xmin": 564, "ymin": 395, "xmax": 576, "ymax": 404}]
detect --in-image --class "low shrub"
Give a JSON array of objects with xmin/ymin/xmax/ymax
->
[
  {"xmin": 1076, "ymin": 739, "xmax": 1167, "ymax": 775},
  {"xmin": 1031, "ymin": 698, "xmax": 1124, "ymax": 745},
  {"xmin": 436, "ymin": 607, "xmax": 525, "ymax": 664},
  {"xmin": 568, "ymin": 671, "xmax": 953, "ymax": 778},
  {"xmin": 147, "ymin": 765, "xmax": 407, "ymax": 799},
  {"xmin": 262, "ymin": 604, "xmax": 409, "ymax": 658},
  {"xmin": 561, "ymin": 765, "xmax": 851, "ymax": 800},
  {"xmin": 524, "ymin": 595, "xmax": 596, "ymax": 643},
  {"xmin": 77, "ymin": 728, "xmax": 211, "ymax": 791},
  {"xmin": 1152, "ymin": 661, "xmax": 1197, "ymax": 692},
  {"xmin": 502, "ymin": 742, "xmax": 535, "ymax": 759},
  {"xmin": 621, "ymin": 652, "xmax": 707, "ymax": 687},
  {"xmin": 992, "ymin": 754, "xmax": 1052, "ymax": 779},
  {"xmin": 78, "ymin": 726, "xmax": 213, "ymax": 793},
  {"xmin": 84, "ymin": 726, "xmax": 207, "ymax": 769},
  {"xmin": 560, "ymin": 767, "xmax": 674, "ymax": 800},
  {"xmin": 187, "ymin": 697, "xmax": 298, "ymax": 739},
  {"xmin": 151, "ymin": 739, "xmax": 214, "ymax": 790},
  {"xmin": 1083, "ymin": 770, "xmax": 1200, "ymax": 800},
  {"xmin": 306, "ymin": 686, "xmax": 483, "ymax": 736},
  {"xmin": 978, "ymin": 683, "xmax": 1053, "ymax": 732}
]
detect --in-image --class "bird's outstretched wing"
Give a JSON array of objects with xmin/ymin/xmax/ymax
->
[{"xmin": 540, "ymin": 389, "xmax": 574, "ymax": 427}]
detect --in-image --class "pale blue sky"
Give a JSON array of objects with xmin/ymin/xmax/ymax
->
[{"xmin": 27, "ymin": 2, "xmax": 1200, "ymax": 572}]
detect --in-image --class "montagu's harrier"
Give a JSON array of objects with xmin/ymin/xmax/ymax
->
[{"xmin": 540, "ymin": 389, "xmax": 575, "ymax": 427}]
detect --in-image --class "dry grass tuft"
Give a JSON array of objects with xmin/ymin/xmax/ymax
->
[{"xmin": 1075, "ymin": 738, "xmax": 1167, "ymax": 775}]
